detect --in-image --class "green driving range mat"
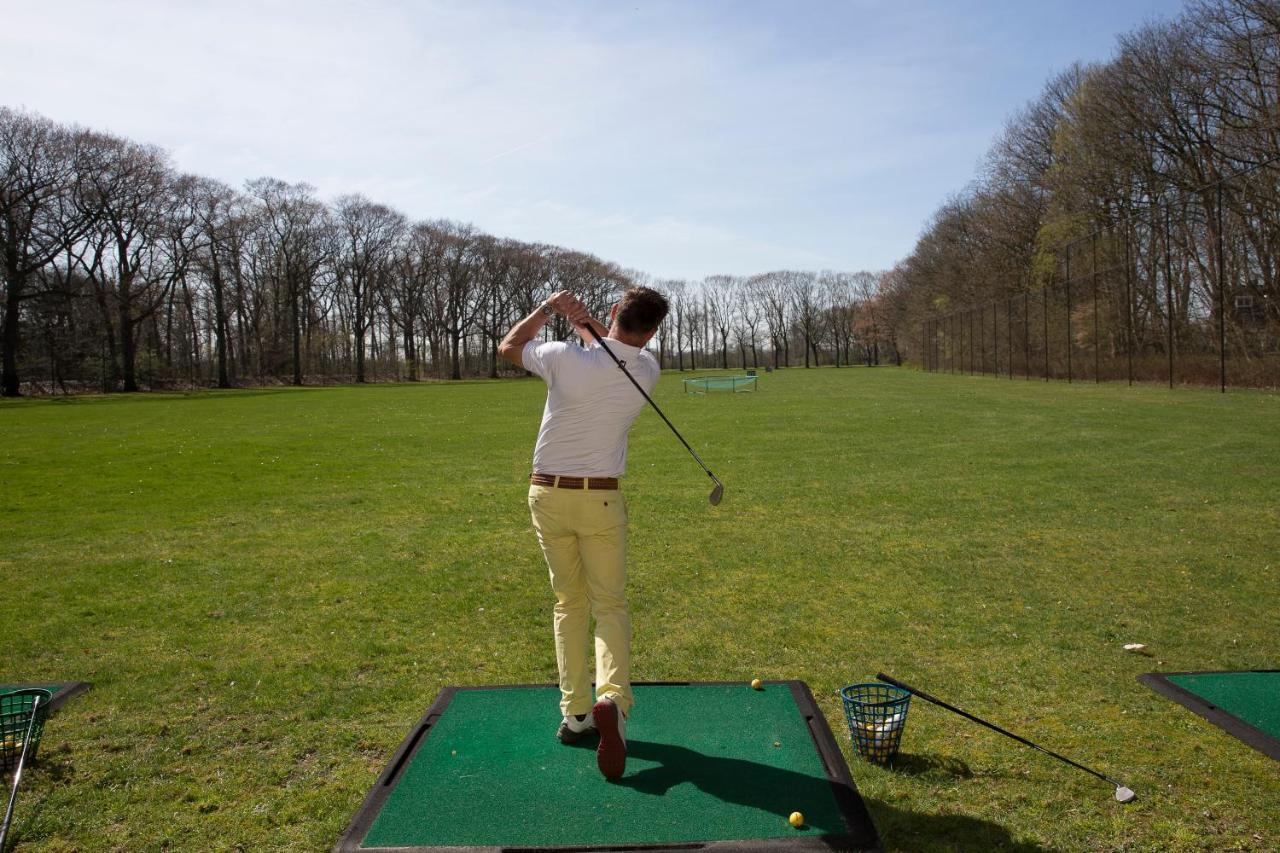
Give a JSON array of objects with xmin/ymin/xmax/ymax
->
[
  {"xmin": 0, "ymin": 682, "xmax": 90, "ymax": 714},
  {"xmin": 1139, "ymin": 671, "xmax": 1280, "ymax": 761},
  {"xmin": 336, "ymin": 681, "xmax": 880, "ymax": 852}
]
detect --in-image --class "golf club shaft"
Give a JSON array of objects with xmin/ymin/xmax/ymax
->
[
  {"xmin": 0, "ymin": 696, "xmax": 41, "ymax": 851},
  {"xmin": 876, "ymin": 673, "xmax": 1121, "ymax": 788},
  {"xmin": 585, "ymin": 325, "xmax": 719, "ymax": 485}
]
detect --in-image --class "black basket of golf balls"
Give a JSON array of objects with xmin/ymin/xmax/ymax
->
[
  {"xmin": 0, "ymin": 688, "xmax": 52, "ymax": 774},
  {"xmin": 840, "ymin": 682, "xmax": 911, "ymax": 765}
]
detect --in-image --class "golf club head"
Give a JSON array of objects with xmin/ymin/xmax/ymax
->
[
  {"xmin": 709, "ymin": 481, "xmax": 724, "ymax": 506},
  {"xmin": 1114, "ymin": 786, "xmax": 1136, "ymax": 803}
]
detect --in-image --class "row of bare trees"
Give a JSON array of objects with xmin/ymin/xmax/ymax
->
[
  {"xmin": 0, "ymin": 109, "xmax": 639, "ymax": 395},
  {"xmin": 654, "ymin": 271, "xmax": 900, "ymax": 372},
  {"xmin": 887, "ymin": 0, "xmax": 1280, "ymax": 387},
  {"xmin": 1, "ymin": 107, "xmax": 902, "ymax": 395}
]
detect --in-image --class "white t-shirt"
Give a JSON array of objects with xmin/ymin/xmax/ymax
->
[{"xmin": 522, "ymin": 337, "xmax": 660, "ymax": 478}]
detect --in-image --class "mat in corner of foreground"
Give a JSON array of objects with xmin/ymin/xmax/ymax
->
[
  {"xmin": 0, "ymin": 681, "xmax": 91, "ymax": 714},
  {"xmin": 1138, "ymin": 670, "xmax": 1280, "ymax": 761},
  {"xmin": 335, "ymin": 681, "xmax": 882, "ymax": 852}
]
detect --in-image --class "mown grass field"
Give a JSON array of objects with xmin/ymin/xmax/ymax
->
[{"xmin": 2, "ymin": 367, "xmax": 1277, "ymax": 851}]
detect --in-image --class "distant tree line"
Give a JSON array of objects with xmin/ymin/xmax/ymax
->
[
  {"xmin": 886, "ymin": 0, "xmax": 1280, "ymax": 387},
  {"xmin": 0, "ymin": 110, "xmax": 901, "ymax": 396}
]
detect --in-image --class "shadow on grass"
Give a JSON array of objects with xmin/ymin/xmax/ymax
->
[
  {"xmin": 0, "ymin": 756, "xmax": 78, "ymax": 848},
  {"xmin": 604, "ymin": 740, "xmax": 1046, "ymax": 852},
  {"xmin": 865, "ymin": 797, "xmax": 1050, "ymax": 853},
  {"xmin": 888, "ymin": 751, "xmax": 974, "ymax": 779}
]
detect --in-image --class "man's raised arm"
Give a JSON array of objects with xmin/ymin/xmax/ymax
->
[{"xmin": 498, "ymin": 290, "xmax": 596, "ymax": 367}]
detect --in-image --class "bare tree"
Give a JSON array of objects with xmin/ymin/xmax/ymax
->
[
  {"xmin": 75, "ymin": 136, "xmax": 194, "ymax": 391},
  {"xmin": 734, "ymin": 276, "xmax": 763, "ymax": 368},
  {"xmin": 420, "ymin": 220, "xmax": 483, "ymax": 380},
  {"xmin": 786, "ymin": 270, "xmax": 821, "ymax": 368},
  {"xmin": 333, "ymin": 194, "xmax": 406, "ymax": 382},
  {"xmin": 246, "ymin": 177, "xmax": 329, "ymax": 385},
  {"xmin": 819, "ymin": 271, "xmax": 854, "ymax": 367},
  {"xmin": 0, "ymin": 109, "xmax": 98, "ymax": 395},
  {"xmin": 755, "ymin": 272, "xmax": 790, "ymax": 368},
  {"xmin": 702, "ymin": 275, "xmax": 736, "ymax": 368},
  {"xmin": 189, "ymin": 178, "xmax": 242, "ymax": 387},
  {"xmin": 852, "ymin": 270, "xmax": 886, "ymax": 365}
]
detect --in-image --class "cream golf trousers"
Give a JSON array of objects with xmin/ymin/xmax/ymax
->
[{"xmin": 528, "ymin": 483, "xmax": 633, "ymax": 718}]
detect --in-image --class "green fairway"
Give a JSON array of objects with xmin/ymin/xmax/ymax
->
[{"xmin": 2, "ymin": 368, "xmax": 1278, "ymax": 851}]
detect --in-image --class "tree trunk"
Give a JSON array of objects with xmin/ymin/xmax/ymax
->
[
  {"xmin": 406, "ymin": 322, "xmax": 418, "ymax": 381},
  {"xmin": 292, "ymin": 286, "xmax": 303, "ymax": 386},
  {"xmin": 1, "ymin": 271, "xmax": 24, "ymax": 397},
  {"xmin": 121, "ymin": 310, "xmax": 139, "ymax": 392},
  {"xmin": 211, "ymin": 254, "xmax": 230, "ymax": 388},
  {"xmin": 355, "ymin": 285, "xmax": 367, "ymax": 383}
]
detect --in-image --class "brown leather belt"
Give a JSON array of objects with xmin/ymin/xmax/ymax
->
[{"xmin": 531, "ymin": 473, "xmax": 620, "ymax": 490}]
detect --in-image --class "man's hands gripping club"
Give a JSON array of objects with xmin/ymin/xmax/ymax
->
[
  {"xmin": 498, "ymin": 291, "xmax": 607, "ymax": 367},
  {"xmin": 547, "ymin": 291, "xmax": 608, "ymax": 343}
]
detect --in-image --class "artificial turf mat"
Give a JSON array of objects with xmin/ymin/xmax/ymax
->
[
  {"xmin": 1139, "ymin": 671, "xmax": 1280, "ymax": 761},
  {"xmin": 0, "ymin": 682, "xmax": 90, "ymax": 714},
  {"xmin": 337, "ymin": 682, "xmax": 880, "ymax": 852}
]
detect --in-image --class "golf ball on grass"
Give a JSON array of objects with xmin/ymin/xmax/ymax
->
[
  {"xmin": 750, "ymin": 679, "xmax": 763, "ymax": 690},
  {"xmin": 789, "ymin": 811, "xmax": 805, "ymax": 828}
]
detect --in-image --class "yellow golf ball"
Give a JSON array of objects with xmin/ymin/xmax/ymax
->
[
  {"xmin": 750, "ymin": 678, "xmax": 763, "ymax": 690},
  {"xmin": 789, "ymin": 811, "xmax": 805, "ymax": 828}
]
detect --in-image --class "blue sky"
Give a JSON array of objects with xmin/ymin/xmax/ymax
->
[{"xmin": 3, "ymin": 0, "xmax": 1182, "ymax": 279}]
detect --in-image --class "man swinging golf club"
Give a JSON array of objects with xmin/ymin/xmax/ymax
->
[{"xmin": 499, "ymin": 285, "xmax": 669, "ymax": 781}]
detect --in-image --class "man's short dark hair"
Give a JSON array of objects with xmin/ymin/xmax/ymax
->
[{"xmin": 615, "ymin": 286, "xmax": 669, "ymax": 335}]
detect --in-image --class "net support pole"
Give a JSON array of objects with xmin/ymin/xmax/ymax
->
[
  {"xmin": 1092, "ymin": 233, "xmax": 1100, "ymax": 383},
  {"xmin": 1043, "ymin": 285, "xmax": 1049, "ymax": 381},
  {"xmin": 1066, "ymin": 245, "xmax": 1073, "ymax": 384},
  {"xmin": 1007, "ymin": 296, "xmax": 1013, "ymax": 379},
  {"xmin": 1165, "ymin": 205, "xmax": 1175, "ymax": 389},
  {"xmin": 1217, "ymin": 182, "xmax": 1226, "ymax": 394},
  {"xmin": 991, "ymin": 300, "xmax": 997, "ymax": 376},
  {"xmin": 1124, "ymin": 225, "xmax": 1134, "ymax": 386}
]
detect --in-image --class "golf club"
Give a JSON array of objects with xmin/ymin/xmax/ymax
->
[
  {"xmin": 876, "ymin": 673, "xmax": 1135, "ymax": 803},
  {"xmin": 585, "ymin": 325, "xmax": 724, "ymax": 505},
  {"xmin": 1, "ymin": 694, "xmax": 42, "ymax": 851}
]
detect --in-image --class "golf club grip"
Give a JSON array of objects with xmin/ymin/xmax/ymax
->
[
  {"xmin": 875, "ymin": 673, "xmax": 1112, "ymax": 784},
  {"xmin": 585, "ymin": 326, "xmax": 715, "ymax": 478},
  {"xmin": 876, "ymin": 673, "xmax": 958, "ymax": 713}
]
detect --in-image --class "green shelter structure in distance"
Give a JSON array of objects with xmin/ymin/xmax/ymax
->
[{"xmin": 683, "ymin": 374, "xmax": 758, "ymax": 394}]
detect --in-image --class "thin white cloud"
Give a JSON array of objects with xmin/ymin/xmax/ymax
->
[{"xmin": 478, "ymin": 136, "xmax": 554, "ymax": 164}]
